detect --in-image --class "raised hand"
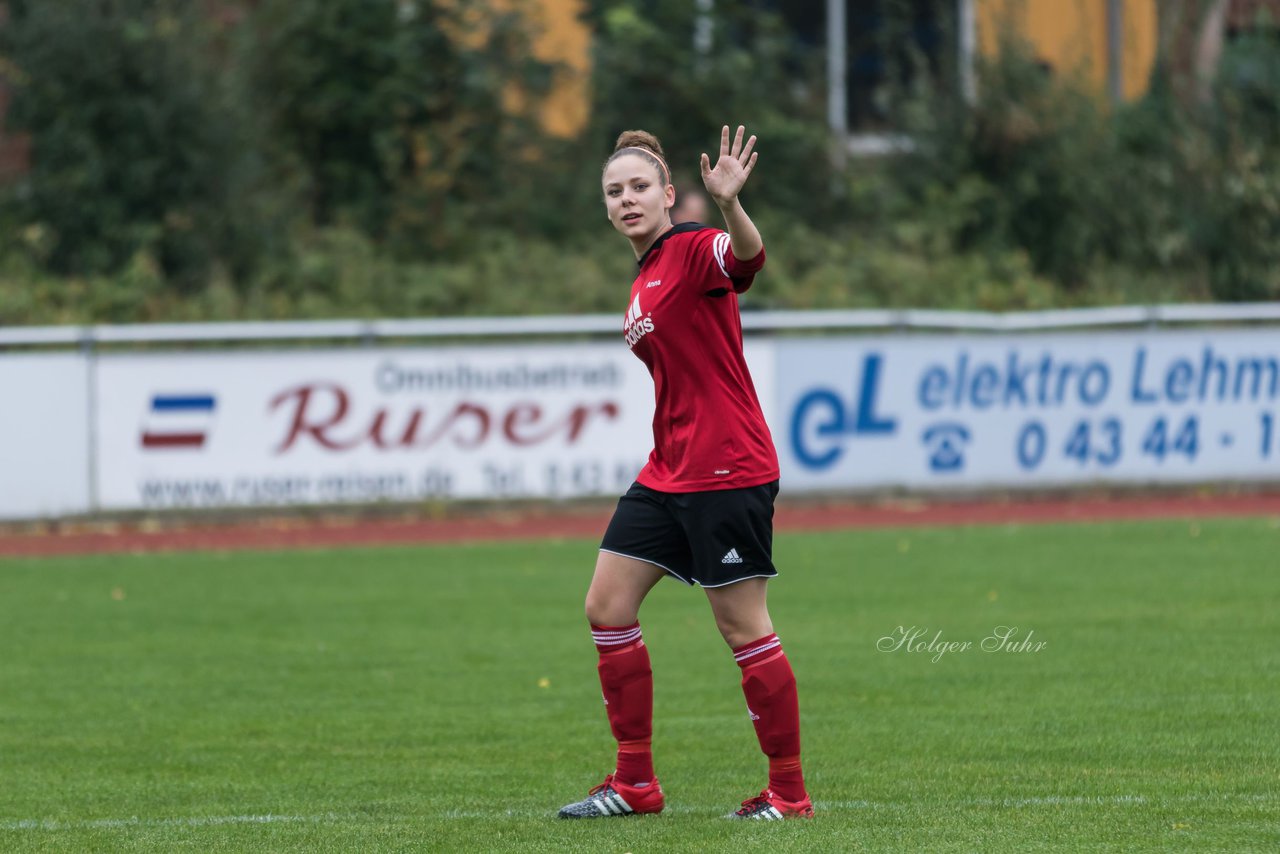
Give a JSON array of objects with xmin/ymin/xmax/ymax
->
[{"xmin": 700, "ymin": 125, "xmax": 758, "ymax": 206}]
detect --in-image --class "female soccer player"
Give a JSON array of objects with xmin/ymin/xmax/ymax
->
[{"xmin": 556, "ymin": 126, "xmax": 813, "ymax": 821}]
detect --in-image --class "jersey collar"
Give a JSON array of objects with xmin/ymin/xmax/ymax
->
[{"xmin": 637, "ymin": 222, "xmax": 709, "ymax": 268}]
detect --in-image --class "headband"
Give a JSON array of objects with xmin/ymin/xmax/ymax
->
[{"xmin": 615, "ymin": 146, "xmax": 670, "ymax": 184}]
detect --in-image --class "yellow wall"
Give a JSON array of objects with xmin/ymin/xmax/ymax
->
[
  {"xmin": 488, "ymin": 1, "xmax": 1163, "ymax": 135},
  {"xmin": 448, "ymin": 0, "xmax": 590, "ymax": 138},
  {"xmin": 522, "ymin": 0, "xmax": 590, "ymax": 137},
  {"xmin": 978, "ymin": 0, "xmax": 1157, "ymax": 100}
]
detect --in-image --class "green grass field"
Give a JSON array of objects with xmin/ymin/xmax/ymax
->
[{"xmin": 2, "ymin": 518, "xmax": 1278, "ymax": 852}]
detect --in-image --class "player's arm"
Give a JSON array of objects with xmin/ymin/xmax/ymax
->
[{"xmin": 700, "ymin": 125, "xmax": 763, "ymax": 262}]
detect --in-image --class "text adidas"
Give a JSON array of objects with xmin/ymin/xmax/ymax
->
[
  {"xmin": 623, "ymin": 293, "xmax": 655, "ymax": 347},
  {"xmin": 624, "ymin": 316, "xmax": 654, "ymax": 347}
]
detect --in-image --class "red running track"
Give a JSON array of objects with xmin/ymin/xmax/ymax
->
[{"xmin": 2, "ymin": 493, "xmax": 1279, "ymax": 558}]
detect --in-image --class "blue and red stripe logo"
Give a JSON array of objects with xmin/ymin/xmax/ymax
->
[{"xmin": 140, "ymin": 394, "xmax": 216, "ymax": 449}]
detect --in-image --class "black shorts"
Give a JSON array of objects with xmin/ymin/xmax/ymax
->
[{"xmin": 600, "ymin": 480, "xmax": 780, "ymax": 588}]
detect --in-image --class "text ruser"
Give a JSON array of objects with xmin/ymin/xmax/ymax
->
[{"xmin": 269, "ymin": 383, "xmax": 620, "ymax": 453}]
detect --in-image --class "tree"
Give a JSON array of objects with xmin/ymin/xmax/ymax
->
[
  {"xmin": 242, "ymin": 0, "xmax": 558, "ymax": 253},
  {"xmin": 580, "ymin": 1, "xmax": 839, "ymax": 223},
  {"xmin": 1151, "ymin": 0, "xmax": 1232, "ymax": 108},
  {"xmin": 1146, "ymin": 0, "xmax": 1280, "ymax": 300},
  {"xmin": 1, "ymin": 0, "xmax": 260, "ymax": 282}
]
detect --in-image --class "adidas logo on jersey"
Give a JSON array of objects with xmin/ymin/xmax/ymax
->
[
  {"xmin": 623, "ymin": 293, "xmax": 654, "ymax": 347},
  {"xmin": 721, "ymin": 548, "xmax": 744, "ymax": 564}
]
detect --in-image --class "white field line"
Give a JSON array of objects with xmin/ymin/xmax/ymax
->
[
  {"xmin": 2, "ymin": 813, "xmax": 346, "ymax": 831},
  {"xmin": 432, "ymin": 793, "xmax": 1280, "ymax": 819},
  {"xmin": 824, "ymin": 792, "xmax": 1277, "ymax": 811},
  {"xmin": 416, "ymin": 791, "xmax": 1280, "ymax": 820},
  {"xmin": 5, "ymin": 792, "xmax": 1275, "ymax": 830}
]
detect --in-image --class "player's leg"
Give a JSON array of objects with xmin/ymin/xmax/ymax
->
[
  {"xmin": 559, "ymin": 485, "xmax": 690, "ymax": 819},
  {"xmin": 584, "ymin": 549, "xmax": 666, "ymax": 786},
  {"xmin": 685, "ymin": 481, "xmax": 812, "ymax": 819},
  {"xmin": 703, "ymin": 575, "xmax": 773, "ymax": 649},
  {"xmin": 584, "ymin": 549, "xmax": 667, "ymax": 627},
  {"xmin": 705, "ymin": 578, "xmax": 812, "ymax": 819}
]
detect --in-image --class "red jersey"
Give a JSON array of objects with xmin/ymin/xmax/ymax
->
[{"xmin": 622, "ymin": 223, "xmax": 779, "ymax": 492}]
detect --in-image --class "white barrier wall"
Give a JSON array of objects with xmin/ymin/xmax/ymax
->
[
  {"xmin": 0, "ymin": 354, "xmax": 91, "ymax": 518},
  {"xmin": 96, "ymin": 345, "xmax": 651, "ymax": 508},
  {"xmin": 2, "ymin": 321, "xmax": 1278, "ymax": 518},
  {"xmin": 780, "ymin": 330, "xmax": 1280, "ymax": 490},
  {"xmin": 94, "ymin": 343, "xmax": 775, "ymax": 509}
]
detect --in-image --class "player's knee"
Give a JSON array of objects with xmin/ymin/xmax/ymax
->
[
  {"xmin": 584, "ymin": 586, "xmax": 634, "ymax": 627},
  {"xmin": 714, "ymin": 612, "xmax": 774, "ymax": 649},
  {"xmin": 583, "ymin": 588, "xmax": 604, "ymax": 624},
  {"xmin": 716, "ymin": 620, "xmax": 760, "ymax": 649}
]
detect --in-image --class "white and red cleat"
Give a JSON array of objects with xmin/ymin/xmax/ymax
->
[
  {"xmin": 727, "ymin": 788, "xmax": 814, "ymax": 820},
  {"xmin": 557, "ymin": 774, "xmax": 665, "ymax": 819}
]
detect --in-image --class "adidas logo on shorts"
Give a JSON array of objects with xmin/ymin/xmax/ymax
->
[{"xmin": 721, "ymin": 548, "xmax": 744, "ymax": 564}]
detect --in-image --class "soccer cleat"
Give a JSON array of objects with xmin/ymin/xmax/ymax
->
[
  {"xmin": 727, "ymin": 789, "xmax": 815, "ymax": 820},
  {"xmin": 557, "ymin": 774, "xmax": 664, "ymax": 819}
]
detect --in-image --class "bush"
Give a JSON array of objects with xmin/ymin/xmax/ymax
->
[
  {"xmin": 1, "ymin": 0, "xmax": 268, "ymax": 286},
  {"xmin": 0, "ymin": 2, "xmax": 1274, "ymax": 326},
  {"xmin": 890, "ymin": 33, "xmax": 1122, "ymax": 288},
  {"xmin": 242, "ymin": 0, "xmax": 562, "ymax": 255},
  {"xmin": 1196, "ymin": 28, "xmax": 1280, "ymax": 301},
  {"xmin": 580, "ymin": 1, "xmax": 841, "ymax": 227}
]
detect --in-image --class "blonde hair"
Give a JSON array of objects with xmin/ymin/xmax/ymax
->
[{"xmin": 604, "ymin": 129, "xmax": 670, "ymax": 186}]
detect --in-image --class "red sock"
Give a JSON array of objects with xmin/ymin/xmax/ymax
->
[
  {"xmin": 734, "ymin": 633, "xmax": 807, "ymax": 803},
  {"xmin": 592, "ymin": 622, "xmax": 654, "ymax": 786}
]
